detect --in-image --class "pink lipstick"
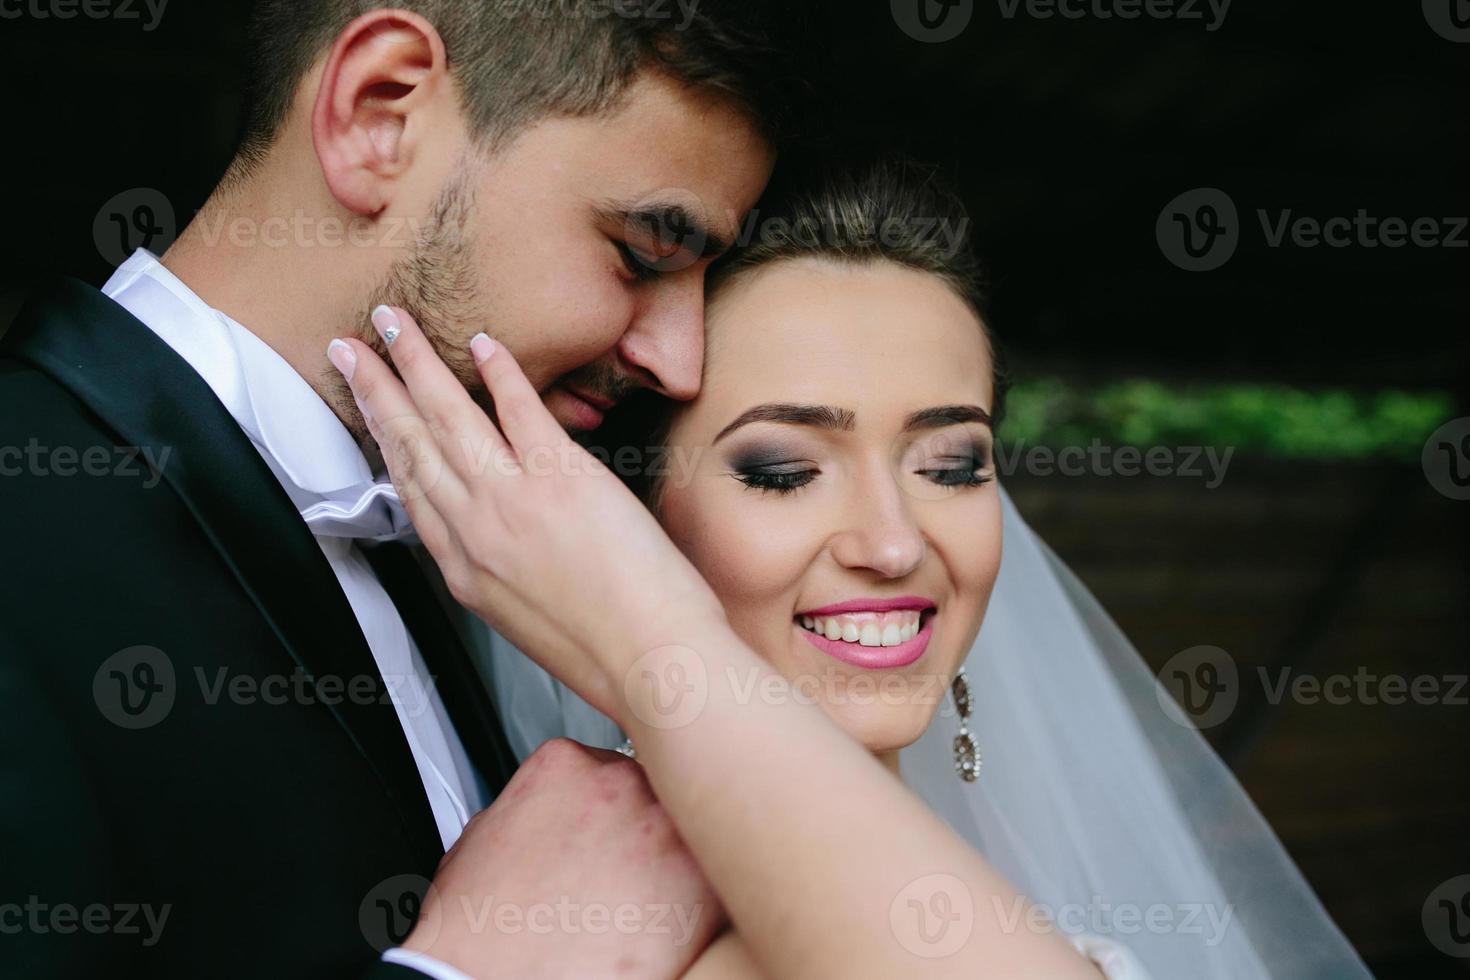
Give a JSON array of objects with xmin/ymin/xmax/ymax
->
[{"xmin": 793, "ymin": 597, "xmax": 937, "ymax": 670}]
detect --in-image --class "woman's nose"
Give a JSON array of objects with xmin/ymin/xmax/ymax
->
[{"xmin": 827, "ymin": 483, "xmax": 926, "ymax": 579}]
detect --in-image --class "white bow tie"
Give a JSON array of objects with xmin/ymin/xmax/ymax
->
[{"xmin": 298, "ymin": 480, "xmax": 417, "ymax": 541}]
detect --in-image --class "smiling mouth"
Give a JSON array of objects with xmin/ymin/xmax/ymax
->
[
  {"xmin": 796, "ymin": 608, "xmax": 933, "ymax": 647},
  {"xmin": 793, "ymin": 607, "xmax": 937, "ymax": 670}
]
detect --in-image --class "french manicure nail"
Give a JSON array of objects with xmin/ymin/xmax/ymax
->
[
  {"xmin": 471, "ymin": 332, "xmax": 496, "ymax": 365},
  {"xmin": 326, "ymin": 339, "xmax": 357, "ymax": 381},
  {"xmin": 371, "ymin": 305, "xmax": 401, "ymax": 346}
]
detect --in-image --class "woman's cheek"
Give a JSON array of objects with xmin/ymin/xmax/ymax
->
[
  {"xmin": 934, "ymin": 494, "xmax": 1003, "ymax": 638},
  {"xmin": 687, "ymin": 497, "xmax": 813, "ymax": 605}
]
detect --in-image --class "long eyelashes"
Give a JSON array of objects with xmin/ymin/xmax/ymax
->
[
  {"xmin": 732, "ymin": 454, "xmax": 994, "ymax": 496},
  {"xmin": 918, "ymin": 467, "xmax": 993, "ymax": 488},
  {"xmin": 916, "ymin": 451, "xmax": 994, "ymax": 488},
  {"xmin": 735, "ymin": 469, "xmax": 817, "ymax": 495}
]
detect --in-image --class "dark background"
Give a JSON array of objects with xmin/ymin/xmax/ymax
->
[{"xmin": 3, "ymin": 1, "xmax": 1467, "ymax": 975}]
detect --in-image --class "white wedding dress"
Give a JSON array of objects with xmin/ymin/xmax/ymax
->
[{"xmin": 468, "ymin": 487, "xmax": 1373, "ymax": 978}]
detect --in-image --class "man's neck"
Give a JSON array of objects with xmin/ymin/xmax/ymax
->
[{"xmin": 160, "ymin": 177, "xmax": 387, "ymax": 427}]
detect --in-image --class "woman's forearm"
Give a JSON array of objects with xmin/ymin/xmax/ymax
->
[
  {"xmin": 328, "ymin": 317, "xmax": 1101, "ymax": 977},
  {"xmin": 620, "ymin": 621, "xmax": 1101, "ymax": 980}
]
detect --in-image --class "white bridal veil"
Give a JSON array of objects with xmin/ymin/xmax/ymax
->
[{"xmin": 477, "ymin": 487, "xmax": 1373, "ymax": 978}]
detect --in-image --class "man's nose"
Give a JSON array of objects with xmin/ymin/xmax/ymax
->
[{"xmin": 617, "ymin": 278, "xmax": 705, "ymax": 401}]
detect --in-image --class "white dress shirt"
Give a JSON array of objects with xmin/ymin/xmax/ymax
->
[{"xmin": 103, "ymin": 250, "xmax": 478, "ymax": 980}]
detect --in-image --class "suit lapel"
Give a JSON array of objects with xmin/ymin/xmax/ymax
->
[{"xmin": 3, "ymin": 277, "xmax": 443, "ymax": 867}]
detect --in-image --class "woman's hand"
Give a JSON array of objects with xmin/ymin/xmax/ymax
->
[
  {"xmin": 328, "ymin": 307, "xmax": 1103, "ymax": 980},
  {"xmin": 327, "ymin": 306, "xmax": 726, "ymax": 723}
]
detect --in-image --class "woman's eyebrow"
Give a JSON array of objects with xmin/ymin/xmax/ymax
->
[
  {"xmin": 713, "ymin": 404, "xmax": 857, "ymax": 444},
  {"xmin": 712, "ymin": 404, "xmax": 992, "ymax": 443},
  {"xmin": 902, "ymin": 405, "xmax": 993, "ymax": 431}
]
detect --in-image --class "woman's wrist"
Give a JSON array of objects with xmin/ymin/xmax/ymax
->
[
  {"xmin": 608, "ymin": 602, "xmax": 740, "ymax": 731},
  {"xmin": 609, "ymin": 605, "xmax": 761, "ymax": 739}
]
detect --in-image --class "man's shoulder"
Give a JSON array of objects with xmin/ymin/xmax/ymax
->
[
  {"xmin": 0, "ymin": 351, "xmax": 89, "ymax": 416},
  {"xmin": 0, "ymin": 354, "xmax": 138, "ymax": 472}
]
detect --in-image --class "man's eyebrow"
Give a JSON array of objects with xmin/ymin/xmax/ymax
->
[
  {"xmin": 713, "ymin": 403, "xmax": 857, "ymax": 443},
  {"xmin": 596, "ymin": 199, "xmax": 735, "ymax": 260},
  {"xmin": 902, "ymin": 405, "xmax": 994, "ymax": 432}
]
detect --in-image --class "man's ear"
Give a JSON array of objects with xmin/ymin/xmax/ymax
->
[{"xmin": 311, "ymin": 10, "xmax": 448, "ymax": 216}]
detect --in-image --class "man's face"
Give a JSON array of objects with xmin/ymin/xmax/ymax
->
[{"xmin": 377, "ymin": 70, "xmax": 774, "ymax": 433}]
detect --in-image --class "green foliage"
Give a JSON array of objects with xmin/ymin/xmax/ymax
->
[{"xmin": 1000, "ymin": 378, "xmax": 1454, "ymax": 460}]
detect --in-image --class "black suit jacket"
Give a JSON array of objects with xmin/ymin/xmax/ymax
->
[{"xmin": 0, "ymin": 279, "xmax": 516, "ymax": 977}]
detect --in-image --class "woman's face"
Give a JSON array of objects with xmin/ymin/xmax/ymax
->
[{"xmin": 657, "ymin": 258, "xmax": 1003, "ymax": 754}]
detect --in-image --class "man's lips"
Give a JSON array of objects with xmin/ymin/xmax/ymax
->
[
  {"xmin": 562, "ymin": 383, "xmax": 617, "ymax": 412},
  {"xmin": 548, "ymin": 386, "xmax": 606, "ymax": 431}
]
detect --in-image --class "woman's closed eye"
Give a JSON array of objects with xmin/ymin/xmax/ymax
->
[
  {"xmin": 732, "ymin": 462, "xmax": 819, "ymax": 495},
  {"xmin": 916, "ymin": 452, "xmax": 993, "ymax": 488},
  {"xmin": 905, "ymin": 428, "xmax": 995, "ymax": 489}
]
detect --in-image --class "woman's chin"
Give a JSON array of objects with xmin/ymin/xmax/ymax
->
[
  {"xmin": 764, "ymin": 621, "xmax": 948, "ymax": 750},
  {"xmin": 838, "ymin": 704, "xmax": 938, "ymax": 757}
]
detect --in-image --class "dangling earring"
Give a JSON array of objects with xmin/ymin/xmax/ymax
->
[{"xmin": 952, "ymin": 666, "xmax": 981, "ymax": 782}]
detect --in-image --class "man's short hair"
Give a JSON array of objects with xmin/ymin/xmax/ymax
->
[{"xmin": 235, "ymin": 0, "xmax": 786, "ymax": 172}]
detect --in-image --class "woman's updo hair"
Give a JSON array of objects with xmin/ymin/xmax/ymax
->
[
  {"xmin": 714, "ymin": 155, "xmax": 988, "ymax": 318},
  {"xmin": 593, "ymin": 151, "xmax": 1007, "ymax": 507}
]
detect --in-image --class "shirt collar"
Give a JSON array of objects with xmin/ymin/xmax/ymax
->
[{"xmin": 102, "ymin": 249, "xmax": 381, "ymax": 506}]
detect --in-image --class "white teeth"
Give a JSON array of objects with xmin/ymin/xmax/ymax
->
[{"xmin": 798, "ymin": 609, "xmax": 928, "ymax": 646}]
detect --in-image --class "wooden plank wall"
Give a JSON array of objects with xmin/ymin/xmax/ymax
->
[{"xmin": 1007, "ymin": 458, "xmax": 1470, "ymax": 977}]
